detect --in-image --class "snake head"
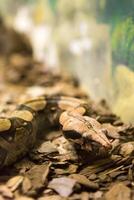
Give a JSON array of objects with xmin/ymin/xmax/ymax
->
[
  {"xmin": 60, "ymin": 111, "xmax": 112, "ymax": 156},
  {"xmin": 82, "ymin": 116, "xmax": 112, "ymax": 149}
]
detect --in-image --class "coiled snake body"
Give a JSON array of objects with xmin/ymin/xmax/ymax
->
[{"xmin": 0, "ymin": 96, "xmax": 112, "ymax": 168}]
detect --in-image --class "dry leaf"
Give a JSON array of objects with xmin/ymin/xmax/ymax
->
[
  {"xmin": 0, "ymin": 185, "xmax": 13, "ymax": 198},
  {"xmin": 38, "ymin": 195, "xmax": 65, "ymax": 200},
  {"xmin": 7, "ymin": 175, "xmax": 24, "ymax": 192},
  {"xmin": 69, "ymin": 174, "xmax": 99, "ymax": 189},
  {"xmin": 0, "ymin": 196, "xmax": 4, "ymax": 200},
  {"xmin": 15, "ymin": 196, "xmax": 34, "ymax": 200},
  {"xmin": 22, "ymin": 177, "xmax": 32, "ymax": 194},
  {"xmin": 37, "ymin": 141, "xmax": 57, "ymax": 154},
  {"xmin": 119, "ymin": 142, "xmax": 134, "ymax": 157},
  {"xmin": 26, "ymin": 164, "xmax": 50, "ymax": 191},
  {"xmin": 105, "ymin": 183, "xmax": 131, "ymax": 200},
  {"xmin": 48, "ymin": 177, "xmax": 76, "ymax": 197},
  {"xmin": 102, "ymin": 123, "xmax": 120, "ymax": 139}
]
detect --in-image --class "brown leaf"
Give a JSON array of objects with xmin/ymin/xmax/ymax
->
[
  {"xmin": 0, "ymin": 185, "xmax": 13, "ymax": 198},
  {"xmin": 119, "ymin": 142, "xmax": 134, "ymax": 157},
  {"xmin": 0, "ymin": 196, "xmax": 4, "ymax": 200},
  {"xmin": 48, "ymin": 177, "xmax": 76, "ymax": 197},
  {"xmin": 55, "ymin": 164, "xmax": 78, "ymax": 175},
  {"xmin": 102, "ymin": 123, "xmax": 120, "ymax": 139},
  {"xmin": 69, "ymin": 174, "xmax": 99, "ymax": 189},
  {"xmin": 37, "ymin": 141, "xmax": 57, "ymax": 154},
  {"xmin": 26, "ymin": 163, "xmax": 50, "ymax": 191},
  {"xmin": 15, "ymin": 196, "xmax": 34, "ymax": 200},
  {"xmin": 92, "ymin": 191, "xmax": 103, "ymax": 199},
  {"xmin": 52, "ymin": 136, "xmax": 78, "ymax": 161},
  {"xmin": 105, "ymin": 183, "xmax": 131, "ymax": 200},
  {"xmin": 38, "ymin": 195, "xmax": 64, "ymax": 200},
  {"xmin": 68, "ymin": 164, "xmax": 78, "ymax": 174},
  {"xmin": 6, "ymin": 175, "xmax": 24, "ymax": 192},
  {"xmin": 15, "ymin": 159, "xmax": 34, "ymax": 173},
  {"xmin": 42, "ymin": 163, "xmax": 51, "ymax": 184},
  {"xmin": 22, "ymin": 177, "xmax": 32, "ymax": 194}
]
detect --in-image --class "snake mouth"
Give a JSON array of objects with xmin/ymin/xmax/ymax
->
[
  {"xmin": 63, "ymin": 129, "xmax": 111, "ymax": 158},
  {"xmin": 82, "ymin": 137, "xmax": 111, "ymax": 153}
]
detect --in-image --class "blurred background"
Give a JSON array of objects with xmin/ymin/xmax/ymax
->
[{"xmin": 0, "ymin": 0, "xmax": 134, "ymax": 123}]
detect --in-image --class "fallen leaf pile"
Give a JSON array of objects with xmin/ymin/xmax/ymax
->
[{"xmin": 0, "ymin": 18, "xmax": 133, "ymax": 200}]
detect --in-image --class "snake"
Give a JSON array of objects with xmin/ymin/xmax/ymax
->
[{"xmin": 0, "ymin": 95, "xmax": 112, "ymax": 168}]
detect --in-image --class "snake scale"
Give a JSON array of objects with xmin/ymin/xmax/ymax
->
[{"xmin": 0, "ymin": 95, "xmax": 112, "ymax": 168}]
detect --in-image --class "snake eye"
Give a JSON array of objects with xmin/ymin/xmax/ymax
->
[{"xmin": 63, "ymin": 130, "xmax": 82, "ymax": 139}]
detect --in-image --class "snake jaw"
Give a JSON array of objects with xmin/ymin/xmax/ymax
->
[{"xmin": 82, "ymin": 130, "xmax": 111, "ymax": 150}]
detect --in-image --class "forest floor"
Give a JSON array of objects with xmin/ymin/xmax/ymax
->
[
  {"xmin": 0, "ymin": 22, "xmax": 133, "ymax": 199},
  {"xmin": 0, "ymin": 54, "xmax": 133, "ymax": 200}
]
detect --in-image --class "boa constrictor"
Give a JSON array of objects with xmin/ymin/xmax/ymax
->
[{"xmin": 0, "ymin": 96, "xmax": 112, "ymax": 168}]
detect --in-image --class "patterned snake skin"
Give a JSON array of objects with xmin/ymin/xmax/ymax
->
[{"xmin": 0, "ymin": 95, "xmax": 112, "ymax": 168}]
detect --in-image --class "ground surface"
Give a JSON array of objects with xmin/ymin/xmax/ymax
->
[{"xmin": 0, "ymin": 23, "xmax": 133, "ymax": 199}]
